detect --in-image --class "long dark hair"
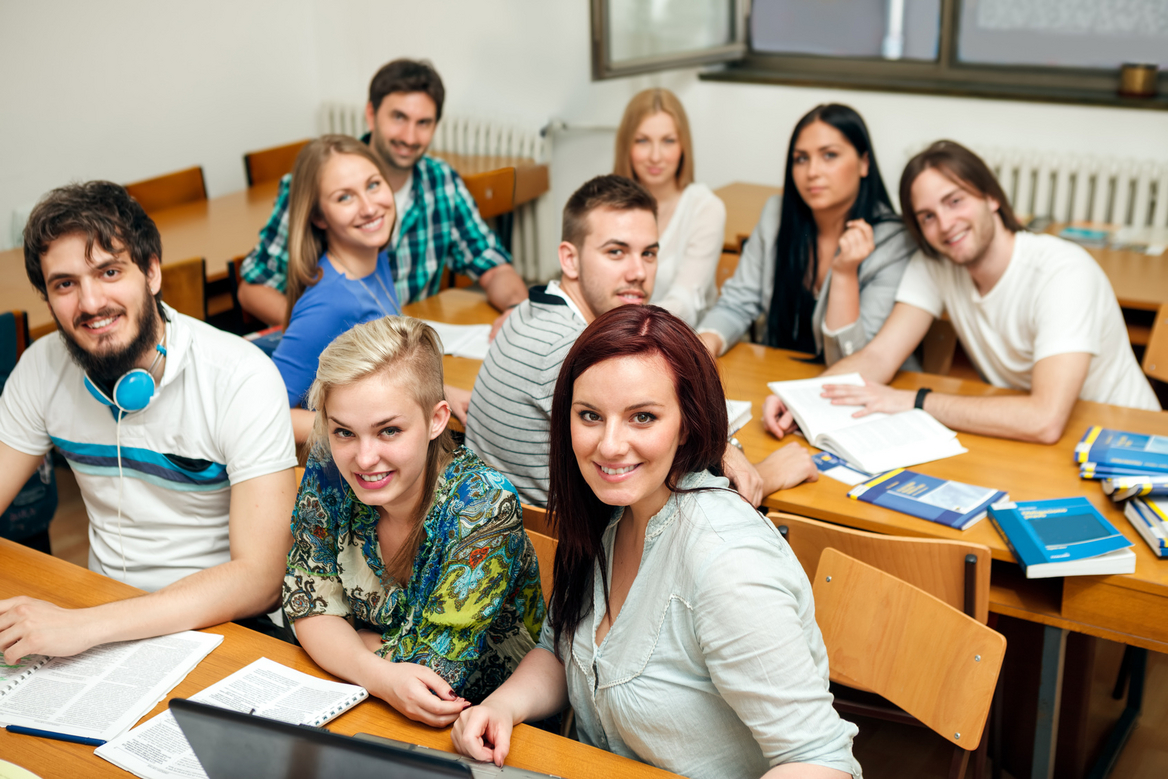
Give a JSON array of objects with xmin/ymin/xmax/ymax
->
[
  {"xmin": 766, "ymin": 104, "xmax": 897, "ymax": 350},
  {"xmin": 546, "ymin": 306, "xmax": 727, "ymax": 655}
]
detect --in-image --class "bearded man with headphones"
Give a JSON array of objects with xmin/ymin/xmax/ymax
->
[{"xmin": 0, "ymin": 181, "xmax": 297, "ymax": 663}]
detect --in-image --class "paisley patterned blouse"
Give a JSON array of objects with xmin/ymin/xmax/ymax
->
[{"xmin": 283, "ymin": 445, "xmax": 545, "ymax": 703}]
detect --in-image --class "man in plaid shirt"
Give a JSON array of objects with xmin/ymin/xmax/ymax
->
[{"xmin": 237, "ymin": 59, "xmax": 528, "ymax": 326}]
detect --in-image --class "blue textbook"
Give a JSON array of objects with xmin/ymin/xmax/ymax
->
[
  {"xmin": 1124, "ymin": 497, "xmax": 1168, "ymax": 558},
  {"xmin": 1103, "ymin": 474, "xmax": 1168, "ymax": 501},
  {"xmin": 1075, "ymin": 427, "xmax": 1168, "ymax": 474},
  {"xmin": 987, "ymin": 497, "xmax": 1135, "ymax": 578},
  {"xmin": 847, "ymin": 468, "xmax": 1006, "ymax": 530}
]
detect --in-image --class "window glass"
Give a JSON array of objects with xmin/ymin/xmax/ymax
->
[
  {"xmin": 751, "ymin": 0, "xmax": 942, "ymax": 61},
  {"xmin": 608, "ymin": 0, "xmax": 736, "ymax": 64}
]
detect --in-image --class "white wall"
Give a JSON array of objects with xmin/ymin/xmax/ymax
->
[
  {"xmin": 0, "ymin": 1, "xmax": 320, "ymax": 250},
  {"xmin": 4, "ymin": 0, "xmax": 1167, "ymax": 264}
]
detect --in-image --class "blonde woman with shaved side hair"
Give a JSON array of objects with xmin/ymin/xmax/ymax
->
[
  {"xmin": 282, "ymin": 316, "xmax": 545, "ymax": 727},
  {"xmin": 614, "ymin": 88, "xmax": 725, "ymax": 325}
]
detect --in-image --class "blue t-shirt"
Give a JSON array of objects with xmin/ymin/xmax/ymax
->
[{"xmin": 272, "ymin": 251, "xmax": 401, "ymax": 406}]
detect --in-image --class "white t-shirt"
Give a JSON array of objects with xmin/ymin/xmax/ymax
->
[
  {"xmin": 0, "ymin": 305, "xmax": 297, "ymax": 592},
  {"xmin": 650, "ymin": 183, "xmax": 727, "ymax": 326},
  {"xmin": 895, "ymin": 231, "xmax": 1158, "ymax": 411},
  {"xmin": 390, "ymin": 171, "xmax": 414, "ymax": 246}
]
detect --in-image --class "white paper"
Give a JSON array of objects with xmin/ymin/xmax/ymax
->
[
  {"xmin": 819, "ymin": 464, "xmax": 871, "ymax": 486},
  {"xmin": 0, "ymin": 632, "xmax": 221, "ymax": 742},
  {"xmin": 767, "ymin": 373, "xmax": 886, "ymax": 444},
  {"xmin": 96, "ymin": 657, "xmax": 368, "ymax": 779},
  {"xmin": 726, "ymin": 399, "xmax": 752, "ymax": 436},
  {"xmin": 422, "ymin": 320, "xmax": 492, "ymax": 360}
]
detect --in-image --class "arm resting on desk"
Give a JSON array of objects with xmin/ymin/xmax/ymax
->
[
  {"xmin": 479, "ymin": 264, "xmax": 528, "ymax": 311},
  {"xmin": 238, "ymin": 281, "xmax": 288, "ymax": 327},
  {"xmin": 0, "ymin": 468, "xmax": 296, "ymax": 664},
  {"xmin": 822, "ymin": 352, "xmax": 1091, "ymax": 445}
]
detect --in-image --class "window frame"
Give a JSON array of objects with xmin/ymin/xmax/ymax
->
[
  {"xmin": 591, "ymin": 0, "xmax": 749, "ymax": 80},
  {"xmin": 700, "ymin": 0, "xmax": 1168, "ymax": 111}
]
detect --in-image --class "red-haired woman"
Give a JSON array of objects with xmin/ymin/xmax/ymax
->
[{"xmin": 452, "ymin": 306, "xmax": 860, "ymax": 779}]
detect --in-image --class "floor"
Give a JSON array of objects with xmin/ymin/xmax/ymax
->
[{"xmin": 43, "ymin": 466, "xmax": 1168, "ymax": 778}]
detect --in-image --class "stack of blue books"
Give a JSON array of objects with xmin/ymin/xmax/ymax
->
[
  {"xmin": 1124, "ymin": 497, "xmax": 1168, "ymax": 559},
  {"xmin": 1076, "ymin": 426, "xmax": 1168, "ymax": 558}
]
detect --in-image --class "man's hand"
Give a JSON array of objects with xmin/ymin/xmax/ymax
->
[
  {"xmin": 376, "ymin": 662, "xmax": 469, "ymax": 727},
  {"xmin": 756, "ymin": 442, "xmax": 819, "ymax": 494},
  {"xmin": 446, "ymin": 384, "xmax": 472, "ymax": 426},
  {"xmin": 833, "ymin": 219, "xmax": 875, "ymax": 272},
  {"xmin": 0, "ymin": 596, "xmax": 106, "ymax": 664},
  {"xmin": 723, "ymin": 444, "xmax": 764, "ymax": 506},
  {"xmin": 762, "ymin": 394, "xmax": 800, "ymax": 439},
  {"xmin": 489, "ymin": 307, "xmax": 515, "ymax": 342},
  {"xmin": 699, "ymin": 331, "xmax": 724, "ymax": 358},
  {"xmin": 821, "ymin": 379, "xmax": 915, "ymax": 418}
]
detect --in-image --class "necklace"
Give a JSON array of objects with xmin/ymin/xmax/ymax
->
[{"xmin": 329, "ymin": 253, "xmax": 401, "ymax": 318}]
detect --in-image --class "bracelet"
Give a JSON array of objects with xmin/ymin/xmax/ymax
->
[{"xmin": 914, "ymin": 388, "xmax": 933, "ymax": 410}]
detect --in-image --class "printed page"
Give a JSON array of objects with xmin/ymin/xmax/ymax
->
[
  {"xmin": 0, "ymin": 631, "xmax": 222, "ymax": 742},
  {"xmin": 820, "ymin": 409, "xmax": 966, "ymax": 474},
  {"xmin": 96, "ymin": 657, "xmax": 367, "ymax": 779},
  {"xmin": 726, "ymin": 399, "xmax": 752, "ymax": 436},
  {"xmin": 422, "ymin": 321, "xmax": 492, "ymax": 360},
  {"xmin": 767, "ymin": 373, "xmax": 886, "ymax": 444}
]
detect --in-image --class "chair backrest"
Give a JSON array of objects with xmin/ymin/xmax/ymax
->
[
  {"xmin": 295, "ymin": 466, "xmax": 306, "ymax": 486},
  {"xmin": 0, "ymin": 311, "xmax": 30, "ymax": 389},
  {"xmin": 526, "ymin": 528, "xmax": 557, "ymax": 606},
  {"xmin": 521, "ymin": 503, "xmax": 553, "ymax": 538},
  {"xmin": 244, "ymin": 140, "xmax": 311, "ymax": 187},
  {"xmin": 160, "ymin": 257, "xmax": 206, "ymax": 321},
  {"xmin": 813, "ymin": 548, "xmax": 1005, "ymax": 749},
  {"xmin": 463, "ymin": 167, "xmax": 516, "ymax": 220},
  {"xmin": 770, "ymin": 512, "xmax": 991, "ymax": 623},
  {"xmin": 1142, "ymin": 303, "xmax": 1168, "ymax": 383},
  {"xmin": 716, "ymin": 251, "xmax": 739, "ymax": 292},
  {"xmin": 125, "ymin": 166, "xmax": 207, "ymax": 213}
]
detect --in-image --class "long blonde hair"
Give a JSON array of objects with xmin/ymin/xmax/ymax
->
[
  {"xmin": 285, "ymin": 135, "xmax": 396, "ymax": 323},
  {"xmin": 613, "ymin": 88, "xmax": 695, "ymax": 189},
  {"xmin": 306, "ymin": 316, "xmax": 456, "ymax": 582}
]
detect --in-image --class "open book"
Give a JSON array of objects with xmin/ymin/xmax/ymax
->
[
  {"xmin": 767, "ymin": 373, "xmax": 966, "ymax": 474},
  {"xmin": 0, "ymin": 631, "xmax": 222, "ymax": 743},
  {"xmin": 96, "ymin": 657, "xmax": 368, "ymax": 779}
]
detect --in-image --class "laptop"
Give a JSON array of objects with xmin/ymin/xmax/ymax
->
[
  {"xmin": 170, "ymin": 698, "xmax": 470, "ymax": 779},
  {"xmin": 354, "ymin": 733, "xmax": 563, "ymax": 778}
]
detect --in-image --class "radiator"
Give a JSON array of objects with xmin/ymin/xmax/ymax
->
[
  {"xmin": 318, "ymin": 102, "xmax": 548, "ymax": 281},
  {"xmin": 981, "ymin": 149, "xmax": 1168, "ymax": 228}
]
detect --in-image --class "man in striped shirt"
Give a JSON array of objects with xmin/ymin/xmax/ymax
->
[
  {"xmin": 466, "ymin": 175, "xmax": 815, "ymax": 508},
  {"xmin": 236, "ymin": 59, "xmax": 527, "ymax": 326}
]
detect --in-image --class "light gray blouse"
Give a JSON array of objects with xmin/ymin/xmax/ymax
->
[
  {"xmin": 696, "ymin": 194, "xmax": 917, "ymax": 368},
  {"xmin": 536, "ymin": 471, "xmax": 861, "ymax": 779}
]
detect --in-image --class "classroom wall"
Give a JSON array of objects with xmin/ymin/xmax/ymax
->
[
  {"xmin": 3, "ymin": 0, "xmax": 1167, "ymax": 262},
  {"xmin": 0, "ymin": 0, "xmax": 321, "ymax": 251}
]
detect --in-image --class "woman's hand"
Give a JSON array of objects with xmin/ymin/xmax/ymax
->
[
  {"xmin": 375, "ymin": 662, "xmax": 469, "ymax": 727},
  {"xmin": 832, "ymin": 219, "xmax": 874, "ymax": 272},
  {"xmin": 452, "ymin": 701, "xmax": 517, "ymax": 767},
  {"xmin": 763, "ymin": 394, "xmax": 799, "ymax": 439}
]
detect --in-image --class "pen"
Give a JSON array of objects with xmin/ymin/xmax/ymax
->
[{"xmin": 5, "ymin": 725, "xmax": 107, "ymax": 747}]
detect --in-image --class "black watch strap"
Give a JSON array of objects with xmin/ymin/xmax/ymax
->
[{"xmin": 914, "ymin": 387, "xmax": 933, "ymax": 410}]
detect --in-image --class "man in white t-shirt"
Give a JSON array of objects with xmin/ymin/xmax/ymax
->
[
  {"xmin": 0, "ymin": 181, "xmax": 298, "ymax": 664},
  {"xmin": 763, "ymin": 140, "xmax": 1158, "ymax": 445}
]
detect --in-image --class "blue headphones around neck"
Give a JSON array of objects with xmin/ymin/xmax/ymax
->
[{"xmin": 83, "ymin": 342, "xmax": 167, "ymax": 414}]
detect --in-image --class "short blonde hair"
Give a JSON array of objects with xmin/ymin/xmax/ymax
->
[
  {"xmin": 306, "ymin": 316, "xmax": 455, "ymax": 580},
  {"xmin": 285, "ymin": 135, "xmax": 396, "ymax": 323},
  {"xmin": 613, "ymin": 88, "xmax": 694, "ymax": 189}
]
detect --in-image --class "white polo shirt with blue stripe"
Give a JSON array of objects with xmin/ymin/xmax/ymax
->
[{"xmin": 0, "ymin": 303, "xmax": 296, "ymax": 592}]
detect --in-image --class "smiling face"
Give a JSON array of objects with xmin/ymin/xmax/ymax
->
[
  {"xmin": 790, "ymin": 120, "xmax": 868, "ymax": 214},
  {"xmin": 571, "ymin": 354, "xmax": 682, "ymax": 521},
  {"xmin": 629, "ymin": 111, "xmax": 682, "ymax": 191},
  {"xmin": 561, "ymin": 207, "xmax": 658, "ymax": 321},
  {"xmin": 910, "ymin": 167, "xmax": 1000, "ymax": 266},
  {"xmin": 325, "ymin": 371, "xmax": 449, "ymax": 517},
  {"xmin": 366, "ymin": 91, "xmax": 438, "ymax": 172},
  {"xmin": 42, "ymin": 233, "xmax": 162, "ymax": 381},
  {"xmin": 313, "ymin": 152, "xmax": 396, "ymax": 258}
]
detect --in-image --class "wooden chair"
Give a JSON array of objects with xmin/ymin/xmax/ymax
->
[
  {"xmin": 294, "ymin": 466, "xmax": 305, "ymax": 486},
  {"xmin": 525, "ymin": 528, "xmax": 557, "ymax": 606},
  {"xmin": 159, "ymin": 257, "xmax": 206, "ymax": 321},
  {"xmin": 813, "ymin": 549, "xmax": 1005, "ymax": 779},
  {"xmin": 124, "ymin": 166, "xmax": 207, "ymax": 213},
  {"xmin": 1141, "ymin": 303, "xmax": 1168, "ymax": 382},
  {"xmin": 521, "ymin": 503, "xmax": 554, "ymax": 538},
  {"xmin": 244, "ymin": 140, "xmax": 311, "ymax": 187},
  {"xmin": 715, "ymin": 251, "xmax": 739, "ymax": 292},
  {"xmin": 463, "ymin": 167, "xmax": 516, "ymax": 220},
  {"xmin": 226, "ymin": 257, "xmax": 260, "ymax": 331}
]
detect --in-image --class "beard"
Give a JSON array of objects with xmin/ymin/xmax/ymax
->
[
  {"xmin": 58, "ymin": 294, "xmax": 161, "ymax": 385},
  {"xmin": 370, "ymin": 130, "xmax": 422, "ymax": 173}
]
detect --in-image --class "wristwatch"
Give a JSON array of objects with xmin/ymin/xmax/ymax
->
[{"xmin": 914, "ymin": 388, "xmax": 933, "ymax": 410}]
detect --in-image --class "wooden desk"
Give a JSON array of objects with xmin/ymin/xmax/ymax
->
[
  {"xmin": 0, "ymin": 538, "xmax": 675, "ymax": 779},
  {"xmin": 713, "ymin": 182, "xmax": 781, "ymax": 252}
]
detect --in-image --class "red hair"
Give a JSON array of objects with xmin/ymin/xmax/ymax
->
[{"xmin": 546, "ymin": 305, "xmax": 727, "ymax": 653}]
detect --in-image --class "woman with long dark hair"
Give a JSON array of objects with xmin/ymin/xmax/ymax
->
[
  {"xmin": 452, "ymin": 306, "xmax": 860, "ymax": 779},
  {"xmin": 697, "ymin": 104, "xmax": 915, "ymax": 367}
]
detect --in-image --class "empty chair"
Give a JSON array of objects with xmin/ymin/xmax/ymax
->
[
  {"xmin": 125, "ymin": 166, "xmax": 207, "ymax": 213},
  {"xmin": 244, "ymin": 140, "xmax": 311, "ymax": 187},
  {"xmin": 525, "ymin": 528, "xmax": 557, "ymax": 606},
  {"xmin": 813, "ymin": 548, "xmax": 1005, "ymax": 779},
  {"xmin": 160, "ymin": 257, "xmax": 207, "ymax": 321},
  {"xmin": 521, "ymin": 503, "xmax": 553, "ymax": 538}
]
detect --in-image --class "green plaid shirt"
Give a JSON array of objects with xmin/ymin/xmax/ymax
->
[{"xmin": 240, "ymin": 153, "xmax": 511, "ymax": 304}]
